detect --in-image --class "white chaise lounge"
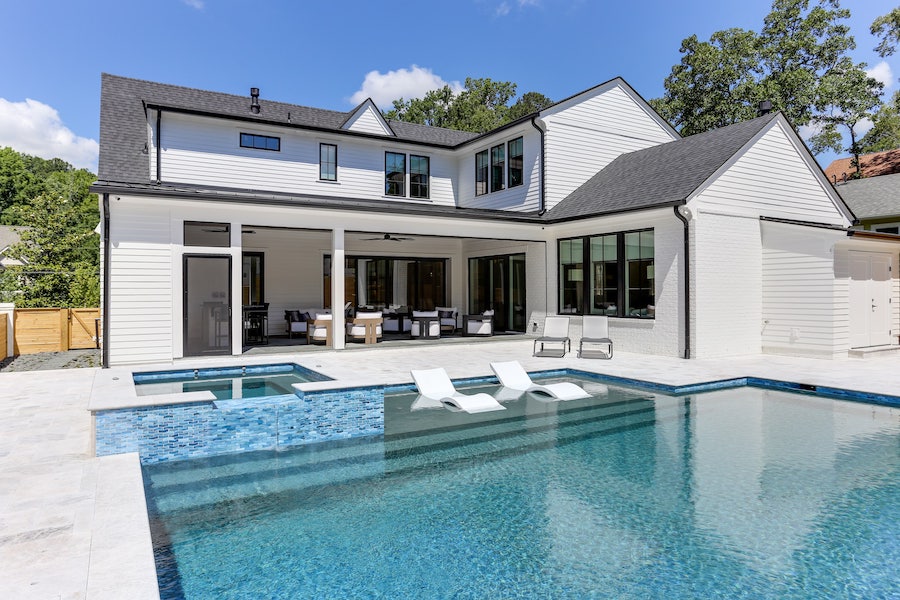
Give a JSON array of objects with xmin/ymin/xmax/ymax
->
[
  {"xmin": 490, "ymin": 360, "xmax": 591, "ymax": 401},
  {"xmin": 411, "ymin": 367, "xmax": 506, "ymax": 414}
]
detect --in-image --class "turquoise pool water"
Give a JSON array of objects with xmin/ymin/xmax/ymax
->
[
  {"xmin": 133, "ymin": 363, "xmax": 331, "ymax": 399},
  {"xmin": 143, "ymin": 377, "xmax": 900, "ymax": 599}
]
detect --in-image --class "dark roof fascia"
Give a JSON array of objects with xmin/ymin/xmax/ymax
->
[
  {"xmin": 846, "ymin": 229, "xmax": 900, "ymax": 242},
  {"xmin": 144, "ymin": 102, "xmax": 460, "ymax": 150},
  {"xmin": 540, "ymin": 199, "xmax": 685, "ymax": 224},
  {"xmin": 89, "ymin": 180, "xmax": 546, "ymax": 224},
  {"xmin": 759, "ymin": 215, "xmax": 849, "ymax": 231},
  {"xmin": 451, "ymin": 113, "xmax": 541, "ymax": 149}
]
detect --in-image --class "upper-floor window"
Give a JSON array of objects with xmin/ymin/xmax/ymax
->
[
  {"xmin": 508, "ymin": 137, "xmax": 523, "ymax": 188},
  {"xmin": 491, "ymin": 144, "xmax": 505, "ymax": 192},
  {"xmin": 475, "ymin": 136, "xmax": 523, "ymax": 195},
  {"xmin": 184, "ymin": 221, "xmax": 230, "ymax": 247},
  {"xmin": 385, "ymin": 152, "xmax": 406, "ymax": 197},
  {"xmin": 320, "ymin": 143, "xmax": 337, "ymax": 181},
  {"xmin": 240, "ymin": 133, "xmax": 280, "ymax": 151},
  {"xmin": 475, "ymin": 150, "xmax": 489, "ymax": 196},
  {"xmin": 410, "ymin": 155, "xmax": 430, "ymax": 199}
]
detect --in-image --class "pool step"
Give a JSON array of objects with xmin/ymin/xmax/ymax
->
[{"xmin": 146, "ymin": 393, "xmax": 685, "ymax": 516}]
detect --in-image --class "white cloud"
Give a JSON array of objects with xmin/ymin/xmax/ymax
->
[
  {"xmin": 496, "ymin": 2, "xmax": 511, "ymax": 16},
  {"xmin": 183, "ymin": 0, "xmax": 204, "ymax": 9},
  {"xmin": 0, "ymin": 98, "xmax": 98, "ymax": 171},
  {"xmin": 867, "ymin": 61, "xmax": 894, "ymax": 90},
  {"xmin": 350, "ymin": 66, "xmax": 463, "ymax": 109}
]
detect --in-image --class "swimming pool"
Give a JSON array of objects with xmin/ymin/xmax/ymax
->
[
  {"xmin": 133, "ymin": 363, "xmax": 332, "ymax": 399},
  {"xmin": 143, "ymin": 376, "xmax": 900, "ymax": 599}
]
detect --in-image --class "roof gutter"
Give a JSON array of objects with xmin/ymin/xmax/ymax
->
[
  {"xmin": 101, "ymin": 193, "xmax": 111, "ymax": 369},
  {"xmin": 531, "ymin": 117, "xmax": 546, "ymax": 215},
  {"xmin": 155, "ymin": 109, "xmax": 162, "ymax": 183},
  {"xmin": 673, "ymin": 205, "xmax": 691, "ymax": 359}
]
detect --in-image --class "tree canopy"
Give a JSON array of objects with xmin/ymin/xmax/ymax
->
[
  {"xmin": 651, "ymin": 0, "xmax": 883, "ymax": 170},
  {"xmin": 0, "ymin": 147, "xmax": 99, "ymax": 307},
  {"xmin": 383, "ymin": 78, "xmax": 553, "ymax": 133},
  {"xmin": 871, "ymin": 7, "xmax": 900, "ymax": 57}
]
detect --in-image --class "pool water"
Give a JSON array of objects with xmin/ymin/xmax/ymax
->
[
  {"xmin": 143, "ymin": 377, "xmax": 900, "ymax": 599},
  {"xmin": 133, "ymin": 363, "xmax": 331, "ymax": 399}
]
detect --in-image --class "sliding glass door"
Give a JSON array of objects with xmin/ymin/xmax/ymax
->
[
  {"xmin": 324, "ymin": 256, "xmax": 447, "ymax": 310},
  {"xmin": 468, "ymin": 253, "xmax": 526, "ymax": 332}
]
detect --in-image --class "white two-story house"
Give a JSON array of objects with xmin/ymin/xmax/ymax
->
[{"xmin": 92, "ymin": 74, "xmax": 898, "ymax": 367}]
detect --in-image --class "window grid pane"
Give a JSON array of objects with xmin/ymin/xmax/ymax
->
[
  {"xmin": 320, "ymin": 144, "xmax": 337, "ymax": 181},
  {"xmin": 558, "ymin": 238, "xmax": 584, "ymax": 314},
  {"xmin": 410, "ymin": 155, "xmax": 429, "ymax": 199},
  {"xmin": 508, "ymin": 137, "xmax": 523, "ymax": 188},
  {"xmin": 589, "ymin": 234, "xmax": 618, "ymax": 315},
  {"xmin": 625, "ymin": 231, "xmax": 654, "ymax": 317},
  {"xmin": 385, "ymin": 152, "xmax": 406, "ymax": 197},
  {"xmin": 240, "ymin": 133, "xmax": 280, "ymax": 152},
  {"xmin": 491, "ymin": 144, "xmax": 505, "ymax": 192},
  {"xmin": 475, "ymin": 150, "xmax": 489, "ymax": 196}
]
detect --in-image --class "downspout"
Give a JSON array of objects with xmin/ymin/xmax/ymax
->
[
  {"xmin": 530, "ymin": 117, "xmax": 546, "ymax": 215},
  {"xmin": 101, "ymin": 193, "xmax": 111, "ymax": 368},
  {"xmin": 156, "ymin": 109, "xmax": 162, "ymax": 183},
  {"xmin": 673, "ymin": 206, "xmax": 691, "ymax": 359}
]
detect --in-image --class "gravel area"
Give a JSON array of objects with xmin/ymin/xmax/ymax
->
[{"xmin": 0, "ymin": 349, "xmax": 101, "ymax": 372}]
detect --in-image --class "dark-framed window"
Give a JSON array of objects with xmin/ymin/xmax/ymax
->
[
  {"xmin": 508, "ymin": 137, "xmax": 523, "ymax": 188},
  {"xmin": 385, "ymin": 152, "xmax": 406, "ymax": 197},
  {"xmin": 558, "ymin": 229, "xmax": 654, "ymax": 318},
  {"xmin": 490, "ymin": 143, "xmax": 505, "ymax": 192},
  {"xmin": 184, "ymin": 221, "xmax": 230, "ymax": 247},
  {"xmin": 475, "ymin": 149, "xmax": 489, "ymax": 196},
  {"xmin": 240, "ymin": 132, "xmax": 280, "ymax": 151},
  {"xmin": 410, "ymin": 155, "xmax": 430, "ymax": 199},
  {"xmin": 320, "ymin": 143, "xmax": 337, "ymax": 181}
]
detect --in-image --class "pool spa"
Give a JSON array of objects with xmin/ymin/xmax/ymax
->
[
  {"xmin": 133, "ymin": 362, "xmax": 332, "ymax": 399},
  {"xmin": 133, "ymin": 373, "xmax": 900, "ymax": 599}
]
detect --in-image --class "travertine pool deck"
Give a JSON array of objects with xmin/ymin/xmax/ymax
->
[{"xmin": 2, "ymin": 339, "xmax": 899, "ymax": 598}]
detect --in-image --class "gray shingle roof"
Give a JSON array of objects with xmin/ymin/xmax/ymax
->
[
  {"xmin": 0, "ymin": 225, "xmax": 23, "ymax": 252},
  {"xmin": 98, "ymin": 74, "xmax": 479, "ymax": 184},
  {"xmin": 546, "ymin": 112, "xmax": 781, "ymax": 221},
  {"xmin": 834, "ymin": 173, "xmax": 900, "ymax": 220}
]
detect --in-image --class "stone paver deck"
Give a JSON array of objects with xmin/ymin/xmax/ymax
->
[{"xmin": 2, "ymin": 339, "xmax": 898, "ymax": 598}]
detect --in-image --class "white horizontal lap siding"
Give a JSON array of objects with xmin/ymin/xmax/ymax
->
[
  {"xmin": 157, "ymin": 113, "xmax": 457, "ymax": 206},
  {"xmin": 459, "ymin": 129, "xmax": 540, "ymax": 211},
  {"xmin": 541, "ymin": 85, "xmax": 677, "ymax": 210},
  {"xmin": 108, "ymin": 204, "xmax": 173, "ymax": 365},
  {"xmin": 344, "ymin": 107, "xmax": 390, "ymax": 135},
  {"xmin": 694, "ymin": 122, "xmax": 848, "ymax": 226},
  {"xmin": 692, "ymin": 214, "xmax": 762, "ymax": 358},
  {"xmin": 760, "ymin": 223, "xmax": 843, "ymax": 357}
]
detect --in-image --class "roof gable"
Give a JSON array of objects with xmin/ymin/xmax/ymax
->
[
  {"xmin": 546, "ymin": 113, "xmax": 779, "ymax": 221},
  {"xmin": 342, "ymin": 99, "xmax": 394, "ymax": 136}
]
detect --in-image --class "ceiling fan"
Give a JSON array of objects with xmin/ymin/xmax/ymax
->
[{"xmin": 361, "ymin": 233, "xmax": 414, "ymax": 242}]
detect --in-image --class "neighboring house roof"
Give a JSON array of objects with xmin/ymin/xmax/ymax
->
[
  {"xmin": 547, "ymin": 112, "xmax": 780, "ymax": 221},
  {"xmin": 98, "ymin": 74, "xmax": 480, "ymax": 183},
  {"xmin": 834, "ymin": 172, "xmax": 900, "ymax": 220},
  {"xmin": 823, "ymin": 148, "xmax": 900, "ymax": 183},
  {"xmin": 0, "ymin": 225, "xmax": 25, "ymax": 268}
]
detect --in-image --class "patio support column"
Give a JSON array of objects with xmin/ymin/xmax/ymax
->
[{"xmin": 332, "ymin": 227, "xmax": 346, "ymax": 350}]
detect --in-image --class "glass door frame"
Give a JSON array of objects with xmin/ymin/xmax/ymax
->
[{"xmin": 183, "ymin": 254, "xmax": 233, "ymax": 357}]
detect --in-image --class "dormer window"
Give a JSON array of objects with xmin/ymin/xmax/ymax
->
[{"xmin": 240, "ymin": 133, "xmax": 280, "ymax": 151}]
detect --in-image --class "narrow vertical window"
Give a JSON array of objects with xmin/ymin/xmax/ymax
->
[
  {"xmin": 319, "ymin": 143, "xmax": 337, "ymax": 181},
  {"xmin": 508, "ymin": 137, "xmax": 523, "ymax": 188},
  {"xmin": 385, "ymin": 152, "xmax": 406, "ymax": 197},
  {"xmin": 475, "ymin": 150, "xmax": 489, "ymax": 196},
  {"xmin": 625, "ymin": 231, "xmax": 655, "ymax": 317},
  {"xmin": 558, "ymin": 238, "xmax": 584, "ymax": 314},
  {"xmin": 409, "ymin": 155, "xmax": 430, "ymax": 199},
  {"xmin": 589, "ymin": 234, "xmax": 618, "ymax": 315},
  {"xmin": 490, "ymin": 144, "xmax": 505, "ymax": 192}
]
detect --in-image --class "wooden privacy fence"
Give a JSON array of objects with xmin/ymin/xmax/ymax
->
[
  {"xmin": 0, "ymin": 316, "xmax": 7, "ymax": 361},
  {"xmin": 13, "ymin": 308, "xmax": 100, "ymax": 355}
]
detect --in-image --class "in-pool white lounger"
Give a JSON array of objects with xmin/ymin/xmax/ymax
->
[
  {"xmin": 490, "ymin": 360, "xmax": 592, "ymax": 401},
  {"xmin": 411, "ymin": 367, "xmax": 506, "ymax": 414}
]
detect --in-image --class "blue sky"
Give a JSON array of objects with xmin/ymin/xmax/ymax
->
[{"xmin": 0, "ymin": 0, "xmax": 896, "ymax": 172}]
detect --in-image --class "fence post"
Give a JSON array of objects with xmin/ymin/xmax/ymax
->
[
  {"xmin": 60, "ymin": 309, "xmax": 69, "ymax": 351},
  {"xmin": 0, "ymin": 303, "xmax": 13, "ymax": 358}
]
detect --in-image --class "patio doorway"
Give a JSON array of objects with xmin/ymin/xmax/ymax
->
[
  {"xmin": 849, "ymin": 250, "xmax": 892, "ymax": 348},
  {"xmin": 183, "ymin": 255, "xmax": 232, "ymax": 356},
  {"xmin": 468, "ymin": 253, "xmax": 526, "ymax": 332}
]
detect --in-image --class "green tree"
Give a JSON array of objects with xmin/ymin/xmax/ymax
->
[
  {"xmin": 653, "ymin": 0, "xmax": 882, "ymax": 154},
  {"xmin": 871, "ymin": 7, "xmax": 900, "ymax": 57},
  {"xmin": 0, "ymin": 193, "xmax": 100, "ymax": 307},
  {"xmin": 859, "ymin": 91, "xmax": 900, "ymax": 153},
  {"xmin": 0, "ymin": 147, "xmax": 43, "ymax": 224},
  {"xmin": 385, "ymin": 78, "xmax": 552, "ymax": 133}
]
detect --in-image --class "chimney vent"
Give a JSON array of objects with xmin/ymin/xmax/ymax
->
[
  {"xmin": 250, "ymin": 87, "xmax": 260, "ymax": 114},
  {"xmin": 757, "ymin": 100, "xmax": 773, "ymax": 116}
]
